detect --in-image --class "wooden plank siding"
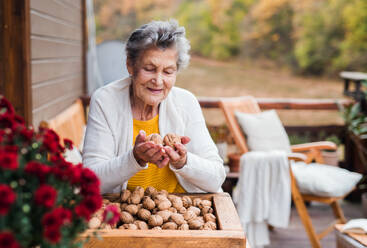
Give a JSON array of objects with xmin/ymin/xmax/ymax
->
[
  {"xmin": 0, "ymin": 0, "xmax": 32, "ymax": 125},
  {"xmin": 30, "ymin": 0, "xmax": 85, "ymax": 127}
]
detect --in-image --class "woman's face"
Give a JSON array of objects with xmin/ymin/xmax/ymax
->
[{"xmin": 128, "ymin": 47, "xmax": 178, "ymax": 107}]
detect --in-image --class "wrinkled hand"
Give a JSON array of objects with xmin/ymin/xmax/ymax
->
[
  {"xmin": 164, "ymin": 136, "xmax": 191, "ymax": 169},
  {"xmin": 133, "ymin": 131, "xmax": 169, "ymax": 168}
]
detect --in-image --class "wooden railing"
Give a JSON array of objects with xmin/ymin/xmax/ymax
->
[{"xmin": 198, "ymin": 97, "xmax": 352, "ymax": 110}]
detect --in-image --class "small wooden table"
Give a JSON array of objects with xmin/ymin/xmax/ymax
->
[{"xmin": 335, "ymin": 224, "xmax": 367, "ymax": 248}]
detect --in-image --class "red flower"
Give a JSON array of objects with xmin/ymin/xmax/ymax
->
[
  {"xmin": 75, "ymin": 204, "xmax": 92, "ymax": 220},
  {"xmin": 103, "ymin": 205, "xmax": 120, "ymax": 225},
  {"xmin": 25, "ymin": 162, "xmax": 50, "ymax": 181},
  {"xmin": 0, "ymin": 232, "xmax": 20, "ymax": 248},
  {"xmin": 43, "ymin": 226, "xmax": 61, "ymax": 244},
  {"xmin": 81, "ymin": 168, "xmax": 100, "ymax": 187},
  {"xmin": 53, "ymin": 207, "xmax": 72, "ymax": 224},
  {"xmin": 70, "ymin": 163, "xmax": 83, "ymax": 184},
  {"xmin": 0, "ymin": 97, "xmax": 15, "ymax": 115},
  {"xmin": 63, "ymin": 138, "xmax": 73, "ymax": 149},
  {"xmin": 34, "ymin": 185, "xmax": 57, "ymax": 208},
  {"xmin": 0, "ymin": 185, "xmax": 16, "ymax": 215},
  {"xmin": 40, "ymin": 128, "xmax": 61, "ymax": 153},
  {"xmin": 75, "ymin": 195, "xmax": 102, "ymax": 220},
  {"xmin": 20, "ymin": 127, "xmax": 34, "ymax": 141},
  {"xmin": 0, "ymin": 114, "xmax": 19, "ymax": 131},
  {"xmin": 0, "ymin": 146, "xmax": 18, "ymax": 170}
]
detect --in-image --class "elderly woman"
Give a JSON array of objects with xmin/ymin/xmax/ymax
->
[{"xmin": 83, "ymin": 20, "xmax": 225, "ymax": 194}]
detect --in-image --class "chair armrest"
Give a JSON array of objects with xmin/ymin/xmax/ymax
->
[
  {"xmin": 287, "ymin": 152, "xmax": 307, "ymax": 162},
  {"xmin": 291, "ymin": 141, "xmax": 337, "ymax": 152}
]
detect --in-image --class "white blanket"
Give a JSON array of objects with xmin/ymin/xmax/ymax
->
[{"xmin": 236, "ymin": 151, "xmax": 291, "ymax": 248}]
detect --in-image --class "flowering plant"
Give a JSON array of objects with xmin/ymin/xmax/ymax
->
[{"xmin": 0, "ymin": 96, "xmax": 106, "ymax": 248}]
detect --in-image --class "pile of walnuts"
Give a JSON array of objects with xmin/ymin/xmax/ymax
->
[{"xmin": 89, "ymin": 186, "xmax": 217, "ymax": 230}]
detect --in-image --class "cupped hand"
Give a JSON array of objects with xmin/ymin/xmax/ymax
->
[
  {"xmin": 164, "ymin": 136, "xmax": 191, "ymax": 169},
  {"xmin": 133, "ymin": 131, "xmax": 169, "ymax": 168}
]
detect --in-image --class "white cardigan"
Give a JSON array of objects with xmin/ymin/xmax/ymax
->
[{"xmin": 82, "ymin": 77, "xmax": 226, "ymax": 194}]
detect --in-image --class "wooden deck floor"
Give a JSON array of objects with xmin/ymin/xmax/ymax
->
[{"xmin": 267, "ymin": 201, "xmax": 364, "ymax": 248}]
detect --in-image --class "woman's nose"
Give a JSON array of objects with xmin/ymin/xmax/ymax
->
[{"xmin": 153, "ymin": 73, "xmax": 163, "ymax": 86}]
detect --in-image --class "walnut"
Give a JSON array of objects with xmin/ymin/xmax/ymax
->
[
  {"xmin": 201, "ymin": 206, "xmax": 213, "ymax": 215},
  {"xmin": 148, "ymin": 215, "xmax": 163, "ymax": 227},
  {"xmin": 162, "ymin": 222, "xmax": 178, "ymax": 230},
  {"xmin": 100, "ymin": 223, "xmax": 112, "ymax": 229},
  {"xmin": 120, "ymin": 203, "xmax": 128, "ymax": 211},
  {"xmin": 152, "ymin": 226, "xmax": 162, "ymax": 230},
  {"xmin": 157, "ymin": 200, "xmax": 172, "ymax": 211},
  {"xmin": 137, "ymin": 203, "xmax": 143, "ymax": 210},
  {"xmin": 187, "ymin": 206, "xmax": 200, "ymax": 216},
  {"xmin": 178, "ymin": 223, "xmax": 189, "ymax": 230},
  {"xmin": 154, "ymin": 194, "xmax": 168, "ymax": 205},
  {"xmin": 102, "ymin": 199, "xmax": 110, "ymax": 204},
  {"xmin": 137, "ymin": 209, "xmax": 151, "ymax": 221},
  {"xmin": 199, "ymin": 199, "xmax": 212, "ymax": 209},
  {"xmin": 124, "ymin": 204, "xmax": 139, "ymax": 215},
  {"xmin": 201, "ymin": 221, "xmax": 217, "ymax": 230},
  {"xmin": 178, "ymin": 207, "xmax": 187, "ymax": 214},
  {"xmin": 120, "ymin": 211, "xmax": 134, "ymax": 224},
  {"xmin": 133, "ymin": 186, "xmax": 145, "ymax": 198},
  {"xmin": 192, "ymin": 198, "xmax": 202, "ymax": 208},
  {"xmin": 168, "ymin": 207, "xmax": 177, "ymax": 213},
  {"xmin": 120, "ymin": 189, "xmax": 131, "ymax": 203},
  {"xmin": 188, "ymin": 218, "xmax": 204, "ymax": 230},
  {"xmin": 181, "ymin": 196, "xmax": 192, "ymax": 208},
  {"xmin": 142, "ymin": 196, "xmax": 156, "ymax": 210},
  {"xmin": 152, "ymin": 208, "xmax": 159, "ymax": 214},
  {"xmin": 134, "ymin": 220, "xmax": 149, "ymax": 230},
  {"xmin": 145, "ymin": 186, "xmax": 157, "ymax": 197},
  {"xmin": 170, "ymin": 213, "xmax": 185, "ymax": 225},
  {"xmin": 123, "ymin": 223, "xmax": 138, "ymax": 230},
  {"xmin": 204, "ymin": 213, "xmax": 216, "ymax": 223},
  {"xmin": 128, "ymin": 193, "xmax": 141, "ymax": 205},
  {"xmin": 183, "ymin": 210, "xmax": 196, "ymax": 221},
  {"xmin": 171, "ymin": 197, "xmax": 183, "ymax": 210},
  {"xmin": 159, "ymin": 190, "xmax": 169, "ymax": 197},
  {"xmin": 88, "ymin": 217, "xmax": 101, "ymax": 229},
  {"xmin": 147, "ymin": 133, "xmax": 163, "ymax": 145},
  {"xmin": 163, "ymin": 133, "xmax": 181, "ymax": 148},
  {"xmin": 157, "ymin": 210, "xmax": 171, "ymax": 222},
  {"xmin": 167, "ymin": 195, "xmax": 176, "ymax": 202}
]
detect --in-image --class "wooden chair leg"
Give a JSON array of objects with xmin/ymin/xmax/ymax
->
[
  {"xmin": 290, "ymin": 167, "xmax": 321, "ymax": 248},
  {"xmin": 331, "ymin": 201, "xmax": 347, "ymax": 224}
]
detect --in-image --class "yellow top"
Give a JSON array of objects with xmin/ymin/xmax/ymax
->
[{"xmin": 127, "ymin": 115, "xmax": 186, "ymax": 193}]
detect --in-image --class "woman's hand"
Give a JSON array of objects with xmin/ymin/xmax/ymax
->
[
  {"xmin": 133, "ymin": 131, "xmax": 170, "ymax": 168},
  {"xmin": 164, "ymin": 136, "xmax": 191, "ymax": 169}
]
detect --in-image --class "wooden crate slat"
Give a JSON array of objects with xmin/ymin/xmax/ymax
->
[
  {"xmin": 81, "ymin": 230, "xmax": 245, "ymax": 248},
  {"xmin": 213, "ymin": 193, "xmax": 243, "ymax": 231}
]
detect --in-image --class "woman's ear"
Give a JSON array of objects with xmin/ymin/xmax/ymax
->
[{"xmin": 126, "ymin": 58, "xmax": 134, "ymax": 76}]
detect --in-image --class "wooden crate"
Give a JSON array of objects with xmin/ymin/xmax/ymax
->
[{"xmin": 81, "ymin": 192, "xmax": 247, "ymax": 248}]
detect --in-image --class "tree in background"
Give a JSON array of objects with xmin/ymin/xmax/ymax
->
[
  {"xmin": 176, "ymin": 0, "xmax": 251, "ymax": 59},
  {"xmin": 93, "ymin": 0, "xmax": 367, "ymax": 75},
  {"xmin": 244, "ymin": 0, "xmax": 294, "ymax": 65},
  {"xmin": 293, "ymin": 0, "xmax": 346, "ymax": 75},
  {"xmin": 334, "ymin": 0, "xmax": 367, "ymax": 71}
]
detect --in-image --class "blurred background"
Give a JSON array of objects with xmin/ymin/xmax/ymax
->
[{"xmin": 92, "ymin": 0, "xmax": 367, "ymax": 126}]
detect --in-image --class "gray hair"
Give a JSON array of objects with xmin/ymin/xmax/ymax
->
[{"xmin": 125, "ymin": 19, "xmax": 190, "ymax": 71}]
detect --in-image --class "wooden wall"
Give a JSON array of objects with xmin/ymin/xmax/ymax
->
[{"xmin": 30, "ymin": 0, "xmax": 85, "ymax": 127}]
